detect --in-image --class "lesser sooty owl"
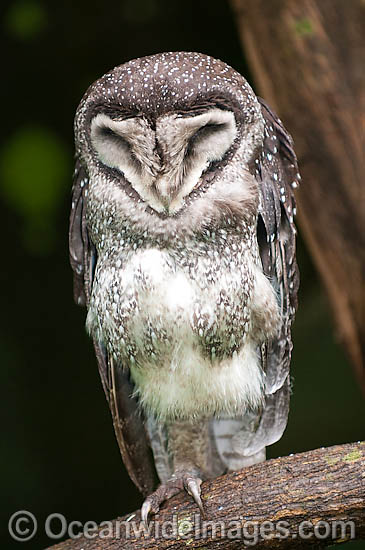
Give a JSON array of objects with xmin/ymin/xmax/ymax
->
[{"xmin": 69, "ymin": 52, "xmax": 300, "ymax": 521}]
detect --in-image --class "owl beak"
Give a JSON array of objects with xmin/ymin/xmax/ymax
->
[{"xmin": 153, "ymin": 176, "xmax": 176, "ymax": 212}]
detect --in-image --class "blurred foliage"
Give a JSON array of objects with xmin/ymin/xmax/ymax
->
[
  {"xmin": 0, "ymin": 126, "xmax": 70, "ymax": 253},
  {"xmin": 4, "ymin": 0, "xmax": 47, "ymax": 40},
  {"xmin": 0, "ymin": 0, "xmax": 363, "ymax": 549}
]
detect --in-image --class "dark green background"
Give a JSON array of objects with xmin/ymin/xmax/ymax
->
[{"xmin": 1, "ymin": 1, "xmax": 363, "ymax": 548}]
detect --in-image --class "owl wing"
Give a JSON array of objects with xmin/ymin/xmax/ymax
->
[
  {"xmin": 69, "ymin": 158, "xmax": 156, "ymax": 496},
  {"xmin": 212, "ymin": 99, "xmax": 300, "ymax": 470}
]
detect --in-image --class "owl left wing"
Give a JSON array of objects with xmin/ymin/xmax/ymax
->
[
  {"xmin": 239, "ymin": 98, "xmax": 300, "ymax": 455},
  {"xmin": 257, "ymin": 97, "xmax": 299, "ymax": 391},
  {"xmin": 212, "ymin": 100, "xmax": 300, "ymax": 468},
  {"xmin": 69, "ymin": 158, "xmax": 156, "ymax": 496}
]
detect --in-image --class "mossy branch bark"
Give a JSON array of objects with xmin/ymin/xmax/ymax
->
[{"xmin": 47, "ymin": 442, "xmax": 364, "ymax": 549}]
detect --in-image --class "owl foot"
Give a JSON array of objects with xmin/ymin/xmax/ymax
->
[{"xmin": 141, "ymin": 473, "xmax": 204, "ymax": 525}]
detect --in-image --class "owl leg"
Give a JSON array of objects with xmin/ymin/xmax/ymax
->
[{"xmin": 141, "ymin": 419, "xmax": 212, "ymax": 524}]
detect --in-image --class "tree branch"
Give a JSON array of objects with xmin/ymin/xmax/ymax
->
[{"xmin": 48, "ymin": 442, "xmax": 364, "ymax": 549}]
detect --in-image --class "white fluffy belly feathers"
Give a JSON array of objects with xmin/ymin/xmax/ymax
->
[{"xmin": 87, "ymin": 246, "xmax": 280, "ymax": 421}]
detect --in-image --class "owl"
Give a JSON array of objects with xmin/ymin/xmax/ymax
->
[{"xmin": 69, "ymin": 52, "xmax": 300, "ymax": 522}]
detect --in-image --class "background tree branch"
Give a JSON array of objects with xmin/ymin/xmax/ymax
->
[
  {"xmin": 48, "ymin": 441, "xmax": 364, "ymax": 549},
  {"xmin": 229, "ymin": 0, "xmax": 365, "ymax": 391}
]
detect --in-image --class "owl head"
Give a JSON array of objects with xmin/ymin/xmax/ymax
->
[{"xmin": 74, "ymin": 52, "xmax": 264, "ymax": 215}]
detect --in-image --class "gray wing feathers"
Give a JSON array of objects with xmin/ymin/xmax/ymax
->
[
  {"xmin": 213, "ymin": 99, "xmax": 299, "ymax": 471},
  {"xmin": 69, "ymin": 160, "xmax": 89, "ymax": 306},
  {"xmin": 109, "ymin": 356, "xmax": 156, "ymax": 495}
]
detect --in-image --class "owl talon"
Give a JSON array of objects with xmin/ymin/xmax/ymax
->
[
  {"xmin": 185, "ymin": 477, "xmax": 205, "ymax": 517},
  {"xmin": 141, "ymin": 480, "xmax": 182, "ymax": 524},
  {"xmin": 141, "ymin": 500, "xmax": 152, "ymax": 527},
  {"xmin": 141, "ymin": 473, "xmax": 205, "ymax": 522}
]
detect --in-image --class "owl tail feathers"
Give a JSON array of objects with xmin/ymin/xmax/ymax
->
[{"xmin": 225, "ymin": 448, "xmax": 266, "ymax": 471}]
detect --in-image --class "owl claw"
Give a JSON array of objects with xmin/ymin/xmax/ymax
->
[
  {"xmin": 185, "ymin": 477, "xmax": 205, "ymax": 517},
  {"xmin": 141, "ymin": 479, "xmax": 182, "ymax": 525},
  {"xmin": 140, "ymin": 473, "xmax": 205, "ymax": 523},
  {"xmin": 141, "ymin": 500, "xmax": 153, "ymax": 528}
]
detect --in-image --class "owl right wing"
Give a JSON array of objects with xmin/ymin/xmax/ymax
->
[
  {"xmin": 212, "ymin": 99, "xmax": 300, "ymax": 471},
  {"xmin": 69, "ymin": 158, "xmax": 156, "ymax": 496}
]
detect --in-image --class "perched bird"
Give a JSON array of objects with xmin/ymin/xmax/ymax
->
[{"xmin": 69, "ymin": 52, "xmax": 300, "ymax": 522}]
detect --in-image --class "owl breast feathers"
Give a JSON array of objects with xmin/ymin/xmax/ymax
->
[{"xmin": 70, "ymin": 52, "xmax": 300, "ymax": 502}]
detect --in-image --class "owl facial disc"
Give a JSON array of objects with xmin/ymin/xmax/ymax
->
[{"xmin": 90, "ymin": 108, "xmax": 237, "ymax": 214}]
